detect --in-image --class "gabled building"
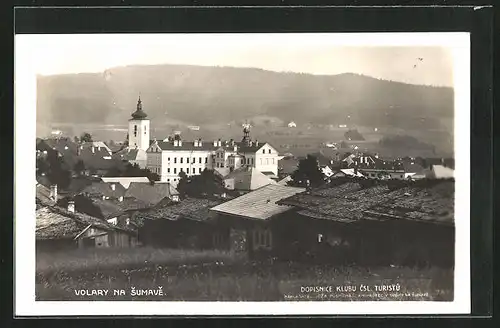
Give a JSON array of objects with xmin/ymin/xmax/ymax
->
[{"xmin": 223, "ymin": 167, "xmax": 277, "ymax": 193}]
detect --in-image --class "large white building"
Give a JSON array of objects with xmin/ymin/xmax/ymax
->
[{"xmin": 145, "ymin": 119, "xmax": 283, "ymax": 186}]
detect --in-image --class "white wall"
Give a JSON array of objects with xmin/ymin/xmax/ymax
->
[
  {"xmin": 128, "ymin": 119, "xmax": 150, "ymax": 151},
  {"xmin": 254, "ymin": 144, "xmax": 280, "ymax": 175}
]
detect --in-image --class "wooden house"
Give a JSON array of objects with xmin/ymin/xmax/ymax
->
[
  {"xmin": 136, "ymin": 198, "xmax": 224, "ymax": 249},
  {"xmin": 277, "ymin": 179, "xmax": 455, "ymax": 267},
  {"xmin": 36, "ymin": 205, "xmax": 138, "ymax": 252},
  {"xmin": 209, "ymin": 184, "xmax": 306, "ymax": 259}
]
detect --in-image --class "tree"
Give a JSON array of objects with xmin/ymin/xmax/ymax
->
[
  {"xmin": 177, "ymin": 169, "xmax": 226, "ymax": 199},
  {"xmin": 289, "ymin": 155, "xmax": 325, "ymax": 188},
  {"xmin": 80, "ymin": 132, "xmax": 93, "ymax": 143},
  {"xmin": 44, "ymin": 151, "xmax": 72, "ymax": 189},
  {"xmin": 73, "ymin": 159, "xmax": 85, "ymax": 176},
  {"xmin": 73, "ymin": 136, "xmax": 80, "ymax": 144},
  {"xmin": 124, "ymin": 133, "xmax": 129, "ymax": 147}
]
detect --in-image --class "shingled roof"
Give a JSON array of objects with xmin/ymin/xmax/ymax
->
[
  {"xmin": 138, "ymin": 198, "xmax": 222, "ymax": 222},
  {"xmin": 210, "ymin": 184, "xmax": 305, "ymax": 220},
  {"xmin": 363, "ymin": 181, "xmax": 454, "ymax": 226},
  {"xmin": 36, "ymin": 206, "xmax": 121, "ymax": 240},
  {"xmin": 278, "ymin": 180, "xmax": 455, "ymax": 226},
  {"xmin": 36, "ymin": 183, "xmax": 56, "ymax": 207}
]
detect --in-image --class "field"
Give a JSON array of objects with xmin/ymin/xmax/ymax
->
[{"xmin": 36, "ymin": 247, "xmax": 454, "ymax": 302}]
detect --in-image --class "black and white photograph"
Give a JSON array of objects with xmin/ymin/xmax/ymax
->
[{"xmin": 15, "ymin": 32, "xmax": 471, "ymax": 316}]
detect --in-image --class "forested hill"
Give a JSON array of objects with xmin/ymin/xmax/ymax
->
[{"xmin": 37, "ymin": 64, "xmax": 454, "ymax": 131}]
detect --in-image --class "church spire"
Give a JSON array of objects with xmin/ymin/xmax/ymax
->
[{"xmin": 131, "ymin": 95, "xmax": 148, "ymax": 120}]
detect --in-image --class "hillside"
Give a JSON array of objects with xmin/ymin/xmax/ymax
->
[{"xmin": 37, "ymin": 64, "xmax": 454, "ymax": 132}]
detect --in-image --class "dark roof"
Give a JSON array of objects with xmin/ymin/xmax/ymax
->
[
  {"xmin": 124, "ymin": 182, "xmax": 178, "ymax": 205},
  {"xmin": 279, "ymin": 180, "xmax": 454, "ymax": 226},
  {"xmin": 150, "ymin": 140, "xmax": 272, "ymax": 153},
  {"xmin": 80, "ymin": 182, "xmax": 127, "ymax": 198},
  {"xmin": 131, "ymin": 97, "xmax": 148, "ymax": 120},
  {"xmin": 363, "ymin": 181, "xmax": 454, "ymax": 226},
  {"xmin": 113, "ymin": 148, "xmax": 141, "ymax": 161},
  {"xmin": 78, "ymin": 147, "xmax": 122, "ymax": 171},
  {"xmin": 89, "ymin": 197, "xmax": 151, "ymax": 218},
  {"xmin": 37, "ymin": 138, "xmax": 79, "ymax": 168},
  {"xmin": 309, "ymin": 151, "xmax": 334, "ymax": 167},
  {"xmin": 138, "ymin": 198, "xmax": 222, "ymax": 222}
]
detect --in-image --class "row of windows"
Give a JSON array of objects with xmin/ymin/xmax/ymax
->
[
  {"xmin": 262, "ymin": 149, "xmax": 272, "ymax": 154},
  {"xmin": 166, "ymin": 167, "xmax": 204, "ymax": 174},
  {"xmin": 169, "ymin": 157, "xmax": 209, "ymax": 164}
]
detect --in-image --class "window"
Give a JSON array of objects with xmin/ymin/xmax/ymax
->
[
  {"xmin": 186, "ymin": 157, "xmax": 189, "ymax": 163},
  {"xmin": 174, "ymin": 168, "xmax": 177, "ymax": 174},
  {"xmin": 262, "ymin": 149, "xmax": 265, "ymax": 154},
  {"xmin": 268, "ymin": 149, "xmax": 271, "ymax": 154},
  {"xmin": 266, "ymin": 159, "xmax": 269, "ymax": 165},
  {"xmin": 187, "ymin": 168, "xmax": 190, "ymax": 174},
  {"xmin": 167, "ymin": 179, "xmax": 170, "ymax": 182},
  {"xmin": 199, "ymin": 157, "xmax": 202, "ymax": 164},
  {"xmin": 180, "ymin": 168, "xmax": 183, "ymax": 172},
  {"xmin": 272, "ymin": 159, "xmax": 275, "ymax": 164},
  {"xmin": 168, "ymin": 157, "xmax": 170, "ymax": 162},
  {"xmin": 180, "ymin": 158, "xmax": 183, "ymax": 164},
  {"xmin": 205, "ymin": 157, "xmax": 208, "ymax": 164},
  {"xmin": 134, "ymin": 125, "xmax": 137, "ymax": 137},
  {"xmin": 174, "ymin": 157, "xmax": 177, "ymax": 163},
  {"xmin": 199, "ymin": 168, "xmax": 202, "ymax": 173},
  {"xmin": 192, "ymin": 158, "xmax": 195, "ymax": 164},
  {"xmin": 167, "ymin": 168, "xmax": 170, "ymax": 173},
  {"xmin": 260, "ymin": 159, "xmax": 263, "ymax": 165},
  {"xmin": 252, "ymin": 229, "xmax": 272, "ymax": 250}
]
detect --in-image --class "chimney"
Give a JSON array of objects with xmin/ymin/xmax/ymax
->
[
  {"xmin": 179, "ymin": 140, "xmax": 183, "ymax": 147},
  {"xmin": 67, "ymin": 200, "xmax": 75, "ymax": 213},
  {"xmin": 119, "ymin": 196, "xmax": 123, "ymax": 202},
  {"xmin": 111, "ymin": 183, "xmax": 116, "ymax": 191},
  {"xmin": 49, "ymin": 184, "xmax": 58, "ymax": 202},
  {"xmin": 233, "ymin": 145, "xmax": 238, "ymax": 152},
  {"xmin": 255, "ymin": 140, "xmax": 259, "ymax": 147},
  {"xmin": 91, "ymin": 146, "xmax": 95, "ymax": 153},
  {"xmin": 213, "ymin": 140, "xmax": 218, "ymax": 147},
  {"xmin": 174, "ymin": 140, "xmax": 179, "ymax": 147},
  {"xmin": 194, "ymin": 139, "xmax": 199, "ymax": 147},
  {"xmin": 198, "ymin": 138, "xmax": 202, "ymax": 147},
  {"xmin": 218, "ymin": 139, "xmax": 221, "ymax": 147}
]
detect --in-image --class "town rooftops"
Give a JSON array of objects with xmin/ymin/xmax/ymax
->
[
  {"xmin": 210, "ymin": 184, "xmax": 306, "ymax": 220},
  {"xmin": 124, "ymin": 182, "xmax": 178, "ymax": 206},
  {"xmin": 101, "ymin": 177, "xmax": 150, "ymax": 189},
  {"xmin": 80, "ymin": 181, "xmax": 127, "ymax": 199},
  {"xmin": 113, "ymin": 148, "xmax": 147, "ymax": 161}
]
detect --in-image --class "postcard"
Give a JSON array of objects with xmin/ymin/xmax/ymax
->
[{"xmin": 15, "ymin": 32, "xmax": 470, "ymax": 316}]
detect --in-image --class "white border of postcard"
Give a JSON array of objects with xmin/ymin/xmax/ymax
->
[{"xmin": 15, "ymin": 32, "xmax": 470, "ymax": 316}]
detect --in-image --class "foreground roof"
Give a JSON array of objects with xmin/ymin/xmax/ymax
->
[
  {"xmin": 138, "ymin": 198, "xmax": 222, "ymax": 222},
  {"xmin": 278, "ymin": 180, "xmax": 455, "ymax": 226},
  {"xmin": 36, "ymin": 206, "xmax": 120, "ymax": 240},
  {"xmin": 210, "ymin": 184, "xmax": 306, "ymax": 220}
]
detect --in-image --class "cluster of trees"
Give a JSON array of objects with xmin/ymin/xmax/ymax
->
[
  {"xmin": 177, "ymin": 169, "xmax": 227, "ymax": 199},
  {"xmin": 287, "ymin": 155, "xmax": 325, "ymax": 188},
  {"xmin": 36, "ymin": 151, "xmax": 72, "ymax": 189}
]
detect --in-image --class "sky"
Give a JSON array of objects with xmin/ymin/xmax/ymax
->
[{"xmin": 16, "ymin": 33, "xmax": 460, "ymax": 87}]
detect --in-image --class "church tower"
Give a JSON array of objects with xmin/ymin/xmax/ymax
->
[{"xmin": 128, "ymin": 96, "xmax": 150, "ymax": 151}]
